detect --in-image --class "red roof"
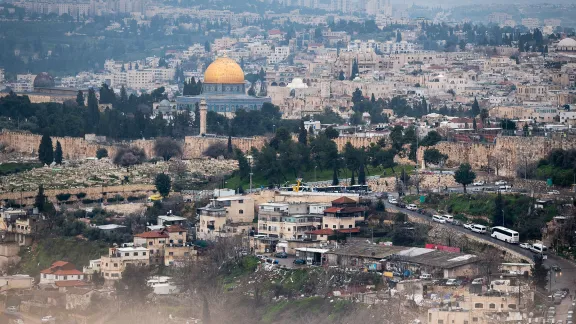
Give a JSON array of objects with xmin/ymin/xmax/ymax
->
[
  {"xmin": 135, "ymin": 231, "xmax": 169, "ymax": 239},
  {"xmin": 55, "ymin": 280, "xmax": 88, "ymax": 287},
  {"xmin": 337, "ymin": 227, "xmax": 361, "ymax": 234},
  {"xmin": 332, "ymin": 197, "xmax": 356, "ymax": 205},
  {"xmin": 324, "ymin": 207, "xmax": 366, "ymax": 214},
  {"xmin": 268, "ymin": 29, "xmax": 283, "ymax": 35},
  {"xmin": 53, "ymin": 269, "xmax": 84, "ymax": 276},
  {"xmin": 40, "ymin": 261, "xmax": 77, "ymax": 274},
  {"xmin": 306, "ymin": 229, "xmax": 334, "ymax": 235},
  {"xmin": 165, "ymin": 225, "xmax": 186, "ymax": 233}
]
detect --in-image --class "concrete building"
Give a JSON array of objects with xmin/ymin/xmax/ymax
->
[
  {"xmin": 197, "ymin": 196, "xmax": 255, "ymax": 240},
  {"xmin": 99, "ymin": 247, "xmax": 149, "ymax": 281},
  {"xmin": 40, "ymin": 261, "xmax": 85, "ymax": 285}
]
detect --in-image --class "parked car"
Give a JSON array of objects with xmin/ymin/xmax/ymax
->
[
  {"xmin": 499, "ymin": 185, "xmax": 512, "ymax": 190},
  {"xmin": 419, "ymin": 273, "xmax": 432, "ymax": 280},
  {"xmin": 519, "ymin": 243, "xmax": 531, "ymax": 249},
  {"xmin": 42, "ymin": 316, "xmax": 56, "ymax": 323},
  {"xmin": 388, "ymin": 198, "xmax": 398, "ymax": 204},
  {"xmin": 275, "ymin": 252, "xmax": 288, "ymax": 258},
  {"xmin": 473, "ymin": 181, "xmax": 485, "ymax": 186},
  {"xmin": 495, "ymin": 180, "xmax": 507, "ymax": 186},
  {"xmin": 407, "ymin": 204, "xmax": 418, "ymax": 211},
  {"xmin": 432, "ymin": 215, "xmax": 446, "ymax": 224},
  {"xmin": 452, "ymin": 220, "xmax": 462, "ymax": 226},
  {"xmin": 552, "ymin": 264, "xmax": 562, "ymax": 272},
  {"xmin": 293, "ymin": 259, "xmax": 306, "ymax": 265},
  {"xmin": 445, "ymin": 278, "xmax": 459, "ymax": 286},
  {"xmin": 463, "ymin": 223, "xmax": 473, "ymax": 230},
  {"xmin": 5, "ymin": 306, "xmax": 17, "ymax": 313},
  {"xmin": 471, "ymin": 278, "xmax": 484, "ymax": 285},
  {"xmin": 548, "ymin": 190, "xmax": 560, "ymax": 195}
]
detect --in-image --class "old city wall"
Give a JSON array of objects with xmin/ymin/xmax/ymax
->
[
  {"xmin": 417, "ymin": 135, "xmax": 576, "ymax": 177},
  {"xmin": 0, "ymin": 184, "xmax": 156, "ymax": 206},
  {"xmin": 1, "ymin": 131, "xmax": 385, "ymax": 160},
  {"xmin": 0, "ymin": 131, "xmax": 156, "ymax": 161}
]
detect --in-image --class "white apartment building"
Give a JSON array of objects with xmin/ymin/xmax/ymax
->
[
  {"xmin": 100, "ymin": 247, "xmax": 149, "ymax": 281},
  {"xmin": 111, "ymin": 68, "xmax": 175, "ymax": 89},
  {"xmin": 197, "ymin": 196, "xmax": 255, "ymax": 240},
  {"xmin": 249, "ymin": 43, "xmax": 273, "ymax": 57},
  {"xmin": 521, "ymin": 18, "xmax": 540, "ymax": 29},
  {"xmin": 267, "ymin": 46, "xmax": 290, "ymax": 64},
  {"xmin": 213, "ymin": 37, "xmax": 237, "ymax": 51}
]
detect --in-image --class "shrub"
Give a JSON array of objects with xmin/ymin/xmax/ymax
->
[
  {"xmin": 56, "ymin": 193, "xmax": 72, "ymax": 201},
  {"xmin": 76, "ymin": 192, "xmax": 87, "ymax": 199}
]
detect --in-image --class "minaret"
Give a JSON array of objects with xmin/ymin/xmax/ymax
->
[{"xmin": 199, "ymin": 99, "xmax": 207, "ymax": 135}]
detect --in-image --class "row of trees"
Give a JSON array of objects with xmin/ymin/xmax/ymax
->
[{"xmin": 38, "ymin": 134, "xmax": 63, "ymax": 165}]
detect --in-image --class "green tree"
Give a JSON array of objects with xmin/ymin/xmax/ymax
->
[
  {"xmin": 35, "ymin": 184, "xmax": 47, "ymax": 212},
  {"xmin": 113, "ymin": 146, "xmax": 147, "ymax": 169},
  {"xmin": 92, "ymin": 271, "xmax": 105, "ymax": 287},
  {"xmin": 358, "ymin": 162, "xmax": 366, "ymax": 185},
  {"xmin": 350, "ymin": 58, "xmax": 359, "ymax": 80},
  {"xmin": 423, "ymin": 148, "xmax": 447, "ymax": 167},
  {"xmin": 86, "ymin": 88, "xmax": 100, "ymax": 133},
  {"xmin": 154, "ymin": 137, "xmax": 182, "ymax": 161},
  {"xmin": 396, "ymin": 30, "xmax": 402, "ymax": 42},
  {"xmin": 480, "ymin": 108, "xmax": 489, "ymax": 124},
  {"xmin": 204, "ymin": 41, "xmax": 211, "ymax": 52},
  {"xmin": 420, "ymin": 130, "xmax": 442, "ymax": 147},
  {"xmin": 454, "ymin": 163, "xmax": 476, "ymax": 193},
  {"xmin": 473, "ymin": 118, "xmax": 477, "ymax": 130},
  {"xmin": 371, "ymin": 93, "xmax": 376, "ymax": 103},
  {"xmin": 325, "ymin": 126, "xmax": 339, "ymax": 139},
  {"xmin": 332, "ymin": 166, "xmax": 339, "ymax": 185},
  {"xmin": 352, "ymin": 88, "xmax": 363, "ymax": 105},
  {"xmin": 96, "ymin": 148, "xmax": 108, "ymax": 159},
  {"xmin": 114, "ymin": 264, "xmax": 152, "ymax": 303},
  {"xmin": 531, "ymin": 255, "xmax": 548, "ymax": 290},
  {"xmin": 298, "ymin": 120, "xmax": 308, "ymax": 145},
  {"xmin": 155, "ymin": 173, "xmax": 171, "ymax": 197},
  {"xmin": 493, "ymin": 190, "xmax": 504, "ymax": 226},
  {"xmin": 338, "ymin": 70, "xmax": 345, "ymax": 80},
  {"xmin": 76, "ymin": 90, "xmax": 85, "ymax": 107},
  {"xmin": 54, "ymin": 140, "xmax": 63, "ymax": 164},
  {"xmin": 235, "ymin": 149, "xmax": 250, "ymax": 181},
  {"xmin": 471, "ymin": 97, "xmax": 480, "ymax": 117},
  {"xmin": 38, "ymin": 134, "xmax": 54, "ymax": 165}
]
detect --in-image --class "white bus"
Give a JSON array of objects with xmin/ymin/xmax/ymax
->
[
  {"xmin": 471, "ymin": 224, "xmax": 487, "ymax": 234},
  {"xmin": 490, "ymin": 226, "xmax": 519, "ymax": 243},
  {"xmin": 530, "ymin": 243, "xmax": 548, "ymax": 255}
]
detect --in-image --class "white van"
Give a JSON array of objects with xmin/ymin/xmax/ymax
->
[
  {"xmin": 442, "ymin": 214, "xmax": 454, "ymax": 223},
  {"xmin": 471, "ymin": 224, "xmax": 487, "ymax": 234},
  {"xmin": 432, "ymin": 215, "xmax": 446, "ymax": 224},
  {"xmin": 530, "ymin": 243, "xmax": 548, "ymax": 255},
  {"xmin": 419, "ymin": 273, "xmax": 432, "ymax": 280}
]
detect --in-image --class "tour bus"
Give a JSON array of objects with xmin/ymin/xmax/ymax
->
[
  {"xmin": 471, "ymin": 224, "xmax": 487, "ymax": 234},
  {"xmin": 490, "ymin": 226, "xmax": 519, "ymax": 243},
  {"xmin": 530, "ymin": 243, "xmax": 548, "ymax": 255},
  {"xmin": 432, "ymin": 215, "xmax": 446, "ymax": 224},
  {"xmin": 315, "ymin": 186, "xmax": 344, "ymax": 193}
]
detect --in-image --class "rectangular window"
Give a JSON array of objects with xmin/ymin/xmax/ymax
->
[
  {"xmin": 134, "ymin": 252, "xmax": 139, "ymax": 256},
  {"xmin": 143, "ymin": 252, "xmax": 146, "ymax": 256},
  {"xmin": 169, "ymin": 252, "xmax": 174, "ymax": 256}
]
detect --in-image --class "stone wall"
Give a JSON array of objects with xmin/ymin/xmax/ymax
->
[
  {"xmin": 417, "ymin": 135, "xmax": 576, "ymax": 177},
  {"xmin": 1, "ymin": 131, "xmax": 386, "ymax": 161},
  {"xmin": 0, "ymin": 184, "xmax": 156, "ymax": 206}
]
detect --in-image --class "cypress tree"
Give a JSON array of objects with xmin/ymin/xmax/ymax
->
[
  {"xmin": 76, "ymin": 90, "xmax": 85, "ymax": 107},
  {"xmin": 471, "ymin": 97, "xmax": 480, "ymax": 117},
  {"xmin": 38, "ymin": 134, "xmax": 54, "ymax": 165},
  {"xmin": 298, "ymin": 120, "xmax": 308, "ymax": 145},
  {"xmin": 35, "ymin": 184, "xmax": 46, "ymax": 212},
  {"xmin": 54, "ymin": 141, "xmax": 63, "ymax": 164},
  {"xmin": 358, "ymin": 163, "xmax": 366, "ymax": 185},
  {"xmin": 227, "ymin": 135, "xmax": 233, "ymax": 155},
  {"xmin": 332, "ymin": 167, "xmax": 339, "ymax": 185},
  {"xmin": 86, "ymin": 88, "xmax": 100, "ymax": 133}
]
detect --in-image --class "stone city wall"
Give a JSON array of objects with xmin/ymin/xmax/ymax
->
[
  {"xmin": 417, "ymin": 135, "xmax": 576, "ymax": 177},
  {"xmin": 1, "ymin": 131, "xmax": 386, "ymax": 161},
  {"xmin": 0, "ymin": 184, "xmax": 156, "ymax": 206}
]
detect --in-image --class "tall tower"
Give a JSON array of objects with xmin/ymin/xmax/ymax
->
[{"xmin": 199, "ymin": 99, "xmax": 207, "ymax": 135}]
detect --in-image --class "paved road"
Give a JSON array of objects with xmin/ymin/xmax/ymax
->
[{"xmin": 385, "ymin": 202, "xmax": 576, "ymax": 304}]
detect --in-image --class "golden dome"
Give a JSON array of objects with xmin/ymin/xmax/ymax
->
[{"xmin": 204, "ymin": 57, "xmax": 245, "ymax": 84}]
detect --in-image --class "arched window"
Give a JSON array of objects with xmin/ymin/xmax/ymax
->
[
  {"xmin": 239, "ymin": 210, "xmax": 244, "ymax": 214},
  {"xmin": 474, "ymin": 303, "xmax": 483, "ymax": 309}
]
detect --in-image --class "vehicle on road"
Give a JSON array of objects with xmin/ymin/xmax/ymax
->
[
  {"xmin": 388, "ymin": 197, "xmax": 398, "ymax": 204},
  {"xmin": 407, "ymin": 204, "xmax": 418, "ymax": 211},
  {"xmin": 473, "ymin": 181, "xmax": 485, "ymax": 186},
  {"xmin": 445, "ymin": 278, "xmax": 459, "ymax": 286},
  {"xmin": 275, "ymin": 252, "xmax": 288, "ymax": 258},
  {"xmin": 499, "ymin": 185, "xmax": 512, "ymax": 191},
  {"xmin": 463, "ymin": 223, "xmax": 473, "ymax": 230},
  {"xmin": 471, "ymin": 278, "xmax": 484, "ymax": 285},
  {"xmin": 491, "ymin": 226, "xmax": 519, "ymax": 243},
  {"xmin": 471, "ymin": 224, "xmax": 487, "ymax": 234},
  {"xmin": 442, "ymin": 214, "xmax": 454, "ymax": 223},
  {"xmin": 519, "ymin": 243, "xmax": 531, "ymax": 249},
  {"xmin": 452, "ymin": 220, "xmax": 462, "ymax": 226},
  {"xmin": 551, "ymin": 264, "xmax": 561, "ymax": 272},
  {"xmin": 42, "ymin": 316, "xmax": 56, "ymax": 323},
  {"xmin": 530, "ymin": 243, "xmax": 548, "ymax": 256},
  {"xmin": 548, "ymin": 190, "xmax": 560, "ymax": 195},
  {"xmin": 471, "ymin": 187, "xmax": 482, "ymax": 192},
  {"xmin": 5, "ymin": 306, "xmax": 17, "ymax": 313},
  {"xmin": 495, "ymin": 180, "xmax": 507, "ymax": 186},
  {"xmin": 293, "ymin": 259, "xmax": 306, "ymax": 265},
  {"xmin": 419, "ymin": 273, "xmax": 432, "ymax": 280},
  {"xmin": 432, "ymin": 215, "xmax": 446, "ymax": 224}
]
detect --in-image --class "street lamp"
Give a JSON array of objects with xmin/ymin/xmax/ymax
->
[{"xmin": 314, "ymin": 165, "xmax": 317, "ymax": 183}]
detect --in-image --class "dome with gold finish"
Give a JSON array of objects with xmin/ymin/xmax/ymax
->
[{"xmin": 203, "ymin": 57, "xmax": 245, "ymax": 84}]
